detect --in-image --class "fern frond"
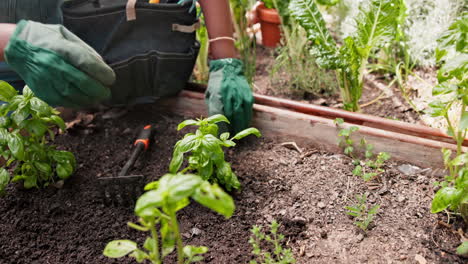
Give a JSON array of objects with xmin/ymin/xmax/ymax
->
[{"xmin": 289, "ymin": 0, "xmax": 340, "ymax": 69}]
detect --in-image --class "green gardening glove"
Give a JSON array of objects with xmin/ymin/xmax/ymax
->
[
  {"xmin": 4, "ymin": 20, "xmax": 115, "ymax": 108},
  {"xmin": 205, "ymin": 58, "xmax": 254, "ymax": 133}
]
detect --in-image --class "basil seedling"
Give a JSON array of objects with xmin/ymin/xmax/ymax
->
[
  {"xmin": 104, "ymin": 173, "xmax": 235, "ymax": 264},
  {"xmin": 170, "ymin": 114, "xmax": 261, "ymax": 191},
  {"xmin": 0, "ymin": 82, "xmax": 75, "ymax": 195}
]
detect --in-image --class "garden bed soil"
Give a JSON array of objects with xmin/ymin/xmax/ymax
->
[
  {"xmin": 0, "ymin": 105, "xmax": 466, "ymax": 264},
  {"xmin": 253, "ymin": 46, "xmax": 421, "ymax": 124}
]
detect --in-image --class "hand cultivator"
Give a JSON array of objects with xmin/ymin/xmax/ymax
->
[{"xmin": 99, "ymin": 125, "xmax": 154, "ymax": 206}]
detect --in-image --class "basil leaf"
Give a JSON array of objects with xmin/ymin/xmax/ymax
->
[
  {"xmin": 50, "ymin": 115, "xmax": 66, "ymax": 131},
  {"xmin": 103, "ymin": 240, "xmax": 137, "ymax": 258},
  {"xmin": 206, "ymin": 114, "xmax": 230, "ymax": 124},
  {"xmin": 129, "ymin": 249, "xmax": 148, "ymax": 263},
  {"xmin": 192, "ymin": 181, "xmax": 235, "ymax": 218},
  {"xmin": 25, "ymin": 119, "xmax": 48, "ymax": 137},
  {"xmin": 30, "ymin": 97, "xmax": 51, "ymax": 116},
  {"xmin": 431, "ymin": 187, "xmax": 463, "ymax": 213},
  {"xmin": 0, "ymin": 168, "xmax": 10, "ymax": 195},
  {"xmin": 52, "ymin": 151, "xmax": 76, "ymax": 170},
  {"xmin": 232, "ymin": 128, "xmax": 261, "ymax": 140},
  {"xmin": 177, "ymin": 119, "xmax": 198, "ymax": 130},
  {"xmin": 11, "ymin": 107, "xmax": 29, "ymax": 125},
  {"xmin": 56, "ymin": 162, "xmax": 73, "ymax": 179},
  {"xmin": 0, "ymin": 116, "xmax": 11, "ymax": 128},
  {"xmin": 7, "ymin": 133, "xmax": 24, "ymax": 160},
  {"xmin": 34, "ymin": 162, "xmax": 52, "ymax": 175},
  {"xmin": 0, "ymin": 81, "xmax": 18, "ymax": 102}
]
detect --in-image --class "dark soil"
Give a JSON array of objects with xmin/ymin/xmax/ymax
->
[
  {"xmin": 253, "ymin": 46, "xmax": 421, "ymax": 124},
  {"xmin": 0, "ymin": 105, "xmax": 466, "ymax": 264}
]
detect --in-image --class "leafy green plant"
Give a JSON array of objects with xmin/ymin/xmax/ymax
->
[
  {"xmin": 345, "ymin": 194, "xmax": 380, "ymax": 231},
  {"xmin": 194, "ymin": 10, "xmax": 209, "ymax": 84},
  {"xmin": 230, "ymin": 0, "xmax": 257, "ymax": 85},
  {"xmin": 367, "ymin": 0, "xmax": 416, "ymax": 101},
  {"xmin": 249, "ymin": 220, "xmax": 296, "ymax": 264},
  {"xmin": 0, "ymin": 82, "xmax": 75, "ymax": 195},
  {"xmin": 269, "ymin": 0, "xmax": 338, "ymax": 96},
  {"xmin": 457, "ymin": 241, "xmax": 468, "ymax": 257},
  {"xmin": 334, "ymin": 118, "xmax": 359, "ymax": 157},
  {"xmin": 429, "ymin": 13, "xmax": 467, "ymax": 222},
  {"xmin": 289, "ymin": 0, "xmax": 401, "ymax": 111},
  {"xmin": 335, "ymin": 118, "xmax": 391, "ymax": 181},
  {"xmin": 104, "ymin": 173, "xmax": 235, "ymax": 264},
  {"xmin": 169, "ymin": 115, "xmax": 261, "ymax": 191},
  {"xmin": 352, "ymin": 139, "xmax": 391, "ymax": 181},
  {"xmin": 404, "ymin": 0, "xmax": 464, "ymax": 67}
]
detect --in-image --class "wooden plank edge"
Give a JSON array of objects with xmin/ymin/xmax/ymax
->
[
  {"xmin": 185, "ymin": 84, "xmax": 466, "ymax": 147},
  {"xmin": 156, "ymin": 92, "xmax": 465, "ymax": 168}
]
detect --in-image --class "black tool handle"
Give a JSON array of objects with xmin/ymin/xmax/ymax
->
[{"xmin": 118, "ymin": 125, "xmax": 154, "ymax": 176}]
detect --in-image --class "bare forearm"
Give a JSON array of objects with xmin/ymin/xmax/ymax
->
[
  {"xmin": 0, "ymin": 24, "xmax": 16, "ymax": 61},
  {"xmin": 199, "ymin": 0, "xmax": 237, "ymax": 59}
]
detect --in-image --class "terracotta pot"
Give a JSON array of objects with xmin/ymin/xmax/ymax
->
[{"xmin": 256, "ymin": 2, "xmax": 281, "ymax": 48}]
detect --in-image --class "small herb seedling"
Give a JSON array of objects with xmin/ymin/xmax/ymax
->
[
  {"xmin": 104, "ymin": 173, "xmax": 235, "ymax": 264},
  {"xmin": 345, "ymin": 194, "xmax": 380, "ymax": 231},
  {"xmin": 335, "ymin": 118, "xmax": 391, "ymax": 182},
  {"xmin": 249, "ymin": 220, "xmax": 296, "ymax": 264},
  {"xmin": 353, "ymin": 139, "xmax": 391, "ymax": 181},
  {"xmin": 0, "ymin": 82, "xmax": 75, "ymax": 194},
  {"xmin": 170, "ymin": 114, "xmax": 261, "ymax": 191},
  {"xmin": 334, "ymin": 118, "xmax": 359, "ymax": 158}
]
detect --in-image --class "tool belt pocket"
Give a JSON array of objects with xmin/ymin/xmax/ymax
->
[
  {"xmin": 62, "ymin": 0, "xmax": 199, "ymax": 105},
  {"xmin": 110, "ymin": 43, "xmax": 199, "ymax": 104}
]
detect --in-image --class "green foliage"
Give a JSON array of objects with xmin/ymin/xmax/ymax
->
[
  {"xmin": 262, "ymin": 0, "xmax": 275, "ymax": 9},
  {"xmin": 194, "ymin": 10, "xmax": 209, "ymax": 84},
  {"xmin": 0, "ymin": 82, "xmax": 75, "ymax": 195},
  {"xmin": 290, "ymin": 0, "xmax": 401, "ymax": 111},
  {"xmin": 170, "ymin": 115, "xmax": 261, "ymax": 191},
  {"xmin": 335, "ymin": 118, "xmax": 391, "ymax": 182},
  {"xmin": 404, "ymin": 0, "xmax": 465, "ymax": 67},
  {"xmin": 345, "ymin": 194, "xmax": 380, "ymax": 231},
  {"xmin": 431, "ymin": 152, "xmax": 467, "ymax": 214},
  {"xmin": 269, "ymin": 0, "xmax": 338, "ymax": 96},
  {"xmin": 367, "ymin": 0, "xmax": 417, "ymax": 109},
  {"xmin": 104, "ymin": 173, "xmax": 235, "ymax": 264},
  {"xmin": 249, "ymin": 220, "xmax": 296, "ymax": 264},
  {"xmin": 288, "ymin": 0, "xmax": 340, "ymax": 69},
  {"xmin": 429, "ymin": 14, "xmax": 467, "ymax": 224},
  {"xmin": 353, "ymin": 139, "xmax": 391, "ymax": 181},
  {"xmin": 230, "ymin": 0, "xmax": 257, "ymax": 85},
  {"xmin": 435, "ymin": 12, "xmax": 468, "ymax": 84},
  {"xmin": 457, "ymin": 241, "xmax": 468, "ymax": 257},
  {"xmin": 316, "ymin": 0, "xmax": 341, "ymax": 6}
]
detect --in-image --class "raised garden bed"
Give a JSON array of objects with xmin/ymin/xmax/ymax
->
[{"xmin": 0, "ymin": 103, "xmax": 465, "ymax": 263}]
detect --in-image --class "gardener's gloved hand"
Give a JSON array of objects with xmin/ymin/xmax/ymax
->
[
  {"xmin": 205, "ymin": 58, "xmax": 254, "ymax": 133},
  {"xmin": 4, "ymin": 20, "xmax": 114, "ymax": 108}
]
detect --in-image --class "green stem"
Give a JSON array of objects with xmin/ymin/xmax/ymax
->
[
  {"xmin": 179, "ymin": 167, "xmax": 191, "ymax": 174},
  {"xmin": 149, "ymin": 218, "xmax": 161, "ymax": 264},
  {"xmin": 456, "ymin": 101, "xmax": 466, "ymax": 156},
  {"xmin": 169, "ymin": 211, "xmax": 184, "ymax": 264},
  {"xmin": 273, "ymin": 233, "xmax": 281, "ymax": 262}
]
